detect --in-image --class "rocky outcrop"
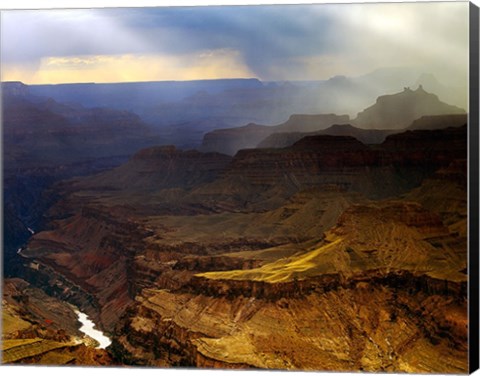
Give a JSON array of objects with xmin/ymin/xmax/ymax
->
[
  {"xmin": 404, "ymin": 159, "xmax": 467, "ymax": 237},
  {"xmin": 194, "ymin": 199, "xmax": 465, "ymax": 286},
  {"xmin": 105, "ymin": 188, "xmax": 467, "ymax": 371},
  {"xmin": 202, "ymin": 86, "xmax": 465, "ymax": 155},
  {"xmin": 185, "ymin": 270, "xmax": 466, "ymax": 301},
  {"xmin": 201, "ymin": 123, "xmax": 273, "ymax": 156},
  {"xmin": 73, "ymin": 146, "xmax": 232, "ymax": 193},
  {"xmin": 276, "ymin": 114, "xmax": 351, "ymax": 132},
  {"xmin": 217, "ymin": 125, "xmax": 466, "ymax": 200},
  {"xmin": 2, "ymin": 81, "xmax": 30, "ymax": 97},
  {"xmin": 354, "ymin": 86, "xmax": 465, "ymax": 129},
  {"xmin": 2, "ymin": 278, "xmax": 114, "ymax": 366},
  {"xmin": 257, "ymin": 124, "xmax": 397, "ymax": 148},
  {"xmin": 334, "ymin": 201, "xmax": 447, "ymax": 234},
  {"xmin": 23, "ymin": 205, "xmax": 149, "ymax": 332},
  {"xmin": 225, "ymin": 135, "xmax": 379, "ymax": 190},
  {"xmin": 3, "ymin": 278, "xmax": 82, "ymax": 336},
  {"xmin": 382, "ymin": 125, "xmax": 466, "ymax": 155},
  {"xmin": 201, "ymin": 114, "xmax": 350, "ymax": 155},
  {"xmin": 5, "ymin": 73, "xmax": 469, "ymax": 372},
  {"xmin": 290, "ymin": 134, "xmax": 369, "ymax": 152},
  {"xmin": 2, "ymin": 87, "xmax": 156, "ymax": 169},
  {"xmin": 113, "ymin": 278, "xmax": 467, "ymax": 372},
  {"xmin": 407, "ymin": 114, "xmax": 467, "ymax": 130},
  {"xmin": 14, "ymin": 115, "xmax": 467, "ymax": 372},
  {"xmin": 173, "ymin": 255, "xmax": 263, "ymax": 273}
]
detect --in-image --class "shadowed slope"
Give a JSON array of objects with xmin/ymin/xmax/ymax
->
[{"xmin": 354, "ymin": 86, "xmax": 465, "ymax": 129}]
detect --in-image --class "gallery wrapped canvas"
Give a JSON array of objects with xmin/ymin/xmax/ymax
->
[{"xmin": 1, "ymin": 0, "xmax": 479, "ymax": 374}]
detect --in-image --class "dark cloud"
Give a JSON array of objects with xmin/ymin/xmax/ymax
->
[
  {"xmin": 1, "ymin": 5, "xmax": 336, "ymax": 73},
  {"xmin": 0, "ymin": 2, "xmax": 469, "ymax": 83},
  {"xmin": 111, "ymin": 5, "xmax": 339, "ymax": 78}
]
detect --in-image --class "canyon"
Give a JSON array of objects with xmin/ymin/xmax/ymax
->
[
  {"xmin": 2, "ymin": 79, "xmax": 469, "ymax": 373},
  {"xmin": 201, "ymin": 86, "xmax": 466, "ymax": 156}
]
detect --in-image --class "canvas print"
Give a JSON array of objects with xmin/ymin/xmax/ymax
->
[{"xmin": 1, "ymin": 1, "xmax": 477, "ymax": 373}]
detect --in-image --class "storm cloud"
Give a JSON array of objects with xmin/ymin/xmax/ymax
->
[{"xmin": 0, "ymin": 2, "xmax": 469, "ymax": 85}]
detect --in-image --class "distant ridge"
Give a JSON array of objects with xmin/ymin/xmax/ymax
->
[
  {"xmin": 201, "ymin": 114, "xmax": 350, "ymax": 155},
  {"xmin": 76, "ymin": 145, "xmax": 232, "ymax": 192},
  {"xmin": 202, "ymin": 86, "xmax": 466, "ymax": 155},
  {"xmin": 27, "ymin": 78, "xmax": 264, "ymax": 109},
  {"xmin": 2, "ymin": 84, "xmax": 156, "ymax": 168},
  {"xmin": 2, "ymin": 81, "xmax": 31, "ymax": 97},
  {"xmin": 257, "ymin": 114, "xmax": 467, "ymax": 149},
  {"xmin": 407, "ymin": 114, "xmax": 467, "ymax": 130},
  {"xmin": 353, "ymin": 85, "xmax": 465, "ymax": 129},
  {"xmin": 257, "ymin": 123, "xmax": 397, "ymax": 148}
]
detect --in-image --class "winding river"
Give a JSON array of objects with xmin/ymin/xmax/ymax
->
[{"xmin": 75, "ymin": 309, "xmax": 111, "ymax": 349}]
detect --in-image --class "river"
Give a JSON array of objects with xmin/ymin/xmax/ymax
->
[
  {"xmin": 75, "ymin": 309, "xmax": 111, "ymax": 349},
  {"xmin": 15, "ymin": 245, "xmax": 111, "ymax": 349}
]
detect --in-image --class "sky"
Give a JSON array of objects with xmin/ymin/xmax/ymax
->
[{"xmin": 0, "ymin": 1, "xmax": 470, "ymax": 86}]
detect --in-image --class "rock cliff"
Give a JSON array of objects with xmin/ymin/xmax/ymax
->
[
  {"xmin": 214, "ymin": 126, "xmax": 466, "ymax": 201},
  {"xmin": 201, "ymin": 114, "xmax": 350, "ymax": 155},
  {"xmin": 257, "ymin": 123, "xmax": 397, "ymax": 148},
  {"xmin": 75, "ymin": 146, "xmax": 232, "ymax": 192},
  {"xmin": 2, "ymin": 278, "xmax": 113, "ymax": 365},
  {"xmin": 18, "ymin": 122, "xmax": 468, "ymax": 373},
  {"xmin": 354, "ymin": 86, "xmax": 465, "ymax": 129}
]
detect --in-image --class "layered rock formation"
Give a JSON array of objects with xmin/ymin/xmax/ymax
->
[
  {"xmin": 110, "ymin": 190, "xmax": 467, "ymax": 371},
  {"xmin": 202, "ymin": 86, "xmax": 465, "ymax": 155},
  {"xmin": 2, "ymin": 278, "xmax": 113, "ymax": 365},
  {"xmin": 208, "ymin": 126, "xmax": 467, "ymax": 203},
  {"xmin": 18, "ymin": 123, "xmax": 468, "ymax": 372},
  {"xmin": 2, "ymin": 83, "xmax": 160, "ymax": 288},
  {"xmin": 2, "ymin": 83, "xmax": 157, "ymax": 169},
  {"xmin": 407, "ymin": 114, "xmax": 467, "ymax": 130},
  {"xmin": 257, "ymin": 123, "xmax": 397, "ymax": 148},
  {"xmin": 201, "ymin": 114, "xmax": 350, "ymax": 155},
  {"xmin": 382, "ymin": 125, "xmax": 467, "ymax": 156},
  {"xmin": 354, "ymin": 86, "xmax": 465, "ymax": 129},
  {"xmin": 22, "ymin": 204, "xmax": 150, "ymax": 332},
  {"xmin": 113, "ymin": 278, "xmax": 466, "ymax": 372},
  {"xmin": 76, "ymin": 145, "xmax": 232, "ymax": 193}
]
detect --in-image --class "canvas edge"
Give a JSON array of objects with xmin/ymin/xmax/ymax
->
[{"xmin": 469, "ymin": 1, "xmax": 480, "ymax": 374}]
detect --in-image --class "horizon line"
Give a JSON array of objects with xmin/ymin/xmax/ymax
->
[{"xmin": 1, "ymin": 77, "xmax": 338, "ymax": 86}]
